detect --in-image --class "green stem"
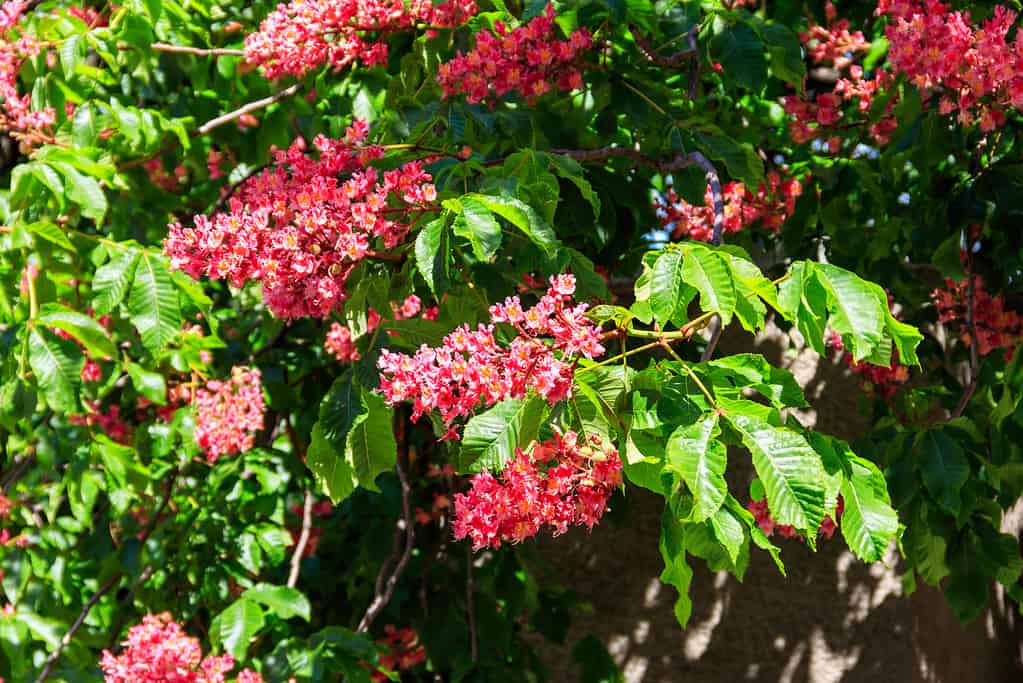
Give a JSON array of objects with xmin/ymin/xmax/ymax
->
[
  {"xmin": 576, "ymin": 341, "xmax": 661, "ymax": 375},
  {"xmin": 660, "ymin": 343, "xmax": 720, "ymax": 412}
]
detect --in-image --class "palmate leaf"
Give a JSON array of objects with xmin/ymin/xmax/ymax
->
[
  {"xmin": 462, "ymin": 193, "xmax": 559, "ymax": 257},
  {"xmin": 346, "ymin": 391, "xmax": 397, "ymax": 493},
  {"xmin": 839, "ymin": 456, "xmax": 900, "ymax": 562},
  {"xmin": 306, "ymin": 373, "xmax": 397, "ymax": 503},
  {"xmin": 127, "ymin": 251, "xmax": 181, "ymax": 353},
  {"xmin": 724, "ymin": 405, "xmax": 827, "ymax": 542},
  {"xmin": 452, "ymin": 196, "xmax": 502, "ymax": 262},
  {"xmin": 649, "ymin": 249, "xmax": 691, "ymax": 324},
  {"xmin": 211, "ymin": 598, "xmax": 265, "ymax": 661},
  {"xmin": 92, "ymin": 249, "xmax": 139, "ymax": 315},
  {"xmin": 37, "ymin": 303, "xmax": 117, "ymax": 359},
  {"xmin": 681, "ymin": 246, "xmax": 737, "ymax": 324},
  {"xmin": 777, "ymin": 260, "xmax": 922, "ymax": 364},
  {"xmin": 27, "ymin": 325, "xmax": 84, "ymax": 413},
  {"xmin": 414, "ymin": 216, "xmax": 449, "ymax": 296},
  {"xmin": 659, "ymin": 503, "xmax": 694, "ymax": 628},
  {"xmin": 665, "ymin": 414, "xmax": 727, "ymax": 523},
  {"xmin": 458, "ymin": 396, "xmax": 548, "ymax": 473}
]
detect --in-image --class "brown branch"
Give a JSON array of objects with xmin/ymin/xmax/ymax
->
[
  {"xmin": 287, "ymin": 490, "xmax": 314, "ymax": 588},
  {"xmin": 357, "ymin": 445, "xmax": 414, "ymax": 633},
  {"xmin": 35, "ymin": 468, "xmax": 181, "ymax": 682},
  {"xmin": 197, "ymin": 83, "xmax": 302, "ymax": 136},
  {"xmin": 630, "ymin": 24, "xmax": 697, "ymax": 70},
  {"xmin": 152, "ymin": 43, "xmax": 245, "ymax": 57},
  {"xmin": 33, "ymin": 574, "xmax": 121, "ymax": 683}
]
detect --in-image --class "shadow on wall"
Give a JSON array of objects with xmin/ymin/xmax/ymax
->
[{"xmin": 526, "ymin": 318, "xmax": 1023, "ymax": 683}]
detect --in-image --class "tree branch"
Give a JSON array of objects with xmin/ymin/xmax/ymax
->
[
  {"xmin": 357, "ymin": 447, "xmax": 415, "ymax": 633},
  {"xmin": 287, "ymin": 490, "xmax": 314, "ymax": 588},
  {"xmin": 35, "ymin": 467, "xmax": 181, "ymax": 682},
  {"xmin": 197, "ymin": 84, "xmax": 302, "ymax": 136}
]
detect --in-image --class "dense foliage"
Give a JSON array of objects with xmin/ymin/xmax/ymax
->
[{"xmin": 0, "ymin": 0, "xmax": 1021, "ymax": 680}]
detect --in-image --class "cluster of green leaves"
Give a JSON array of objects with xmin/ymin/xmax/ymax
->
[{"xmin": 0, "ymin": 0, "xmax": 1021, "ymax": 680}]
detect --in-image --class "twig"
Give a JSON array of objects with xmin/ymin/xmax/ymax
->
[
  {"xmin": 33, "ymin": 574, "xmax": 121, "ymax": 683},
  {"xmin": 35, "ymin": 468, "xmax": 181, "ymax": 682},
  {"xmin": 700, "ymin": 316, "xmax": 723, "ymax": 362},
  {"xmin": 197, "ymin": 84, "xmax": 302, "ymax": 136},
  {"xmin": 357, "ymin": 447, "xmax": 415, "ymax": 633},
  {"xmin": 952, "ymin": 263, "xmax": 979, "ymax": 418},
  {"xmin": 288, "ymin": 490, "xmax": 314, "ymax": 588},
  {"xmin": 630, "ymin": 24, "xmax": 697, "ymax": 69},
  {"xmin": 152, "ymin": 43, "xmax": 245, "ymax": 57},
  {"xmin": 466, "ymin": 544, "xmax": 478, "ymax": 663}
]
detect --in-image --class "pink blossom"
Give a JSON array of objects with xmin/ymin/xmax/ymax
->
[
  {"xmin": 193, "ymin": 366, "xmax": 266, "ymax": 462},
  {"xmin": 453, "ymin": 431, "xmax": 622, "ymax": 550},
  {"xmin": 378, "ymin": 275, "xmax": 605, "ymax": 428}
]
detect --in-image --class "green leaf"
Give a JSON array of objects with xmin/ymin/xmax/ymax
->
[
  {"xmin": 708, "ymin": 20, "xmax": 767, "ymax": 91},
  {"xmin": 92, "ymin": 250, "xmax": 139, "ymax": 315},
  {"xmin": 659, "ymin": 505, "xmax": 693, "ymax": 628},
  {"xmin": 917, "ymin": 430, "xmax": 970, "ymax": 516},
  {"xmin": 812, "ymin": 263, "xmax": 884, "ymax": 361},
  {"xmin": 761, "ymin": 22, "xmax": 806, "ymax": 90},
  {"xmin": 665, "ymin": 414, "xmax": 727, "ymax": 522},
  {"xmin": 453, "ymin": 197, "xmax": 502, "ymax": 262},
  {"xmin": 60, "ymin": 34, "xmax": 84, "ymax": 80},
  {"xmin": 127, "ymin": 252, "xmax": 181, "ymax": 352},
  {"xmin": 725, "ymin": 495, "xmax": 785, "ymax": 575},
  {"xmin": 839, "ymin": 457, "xmax": 900, "ymax": 562},
  {"xmin": 694, "ymin": 133, "xmax": 764, "ymax": 189},
  {"xmin": 242, "ymin": 584, "xmax": 311, "ymax": 621},
  {"xmin": 725, "ymin": 410, "xmax": 826, "ymax": 539},
  {"xmin": 414, "ymin": 216, "xmax": 449, "ymax": 296},
  {"xmin": 28, "ymin": 325, "xmax": 83, "ymax": 413},
  {"xmin": 709, "ymin": 506, "xmax": 745, "ymax": 566},
  {"xmin": 53, "ymin": 162, "xmax": 107, "ymax": 223},
  {"xmin": 681, "ymin": 246, "xmax": 736, "ymax": 324},
  {"xmin": 650, "ymin": 249, "xmax": 693, "ymax": 324},
  {"xmin": 25, "ymin": 221, "xmax": 74, "ymax": 251},
  {"xmin": 546, "ymin": 153, "xmax": 601, "ymax": 220},
  {"xmin": 37, "ymin": 304, "xmax": 116, "ymax": 359},
  {"xmin": 463, "ymin": 193, "xmax": 559, "ymax": 257},
  {"xmin": 345, "ymin": 391, "xmax": 396, "ymax": 493},
  {"xmin": 211, "ymin": 598, "xmax": 265, "ymax": 661},
  {"xmin": 319, "ymin": 372, "xmax": 364, "ymax": 448},
  {"xmin": 126, "ymin": 362, "xmax": 167, "ymax": 404},
  {"xmin": 307, "ymin": 422, "xmax": 358, "ymax": 504},
  {"xmin": 458, "ymin": 396, "xmax": 547, "ymax": 473},
  {"xmin": 707, "ymin": 354, "xmax": 808, "ymax": 409}
]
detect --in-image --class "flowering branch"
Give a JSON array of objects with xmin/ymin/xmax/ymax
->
[
  {"xmin": 357, "ymin": 445, "xmax": 414, "ymax": 633},
  {"xmin": 287, "ymin": 490, "xmax": 314, "ymax": 588}
]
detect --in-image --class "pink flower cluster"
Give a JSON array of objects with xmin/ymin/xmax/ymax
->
[
  {"xmin": 165, "ymin": 121, "xmax": 438, "ymax": 319},
  {"xmin": 244, "ymin": 0, "xmax": 477, "ymax": 79},
  {"xmin": 748, "ymin": 496, "xmax": 843, "ymax": 541},
  {"xmin": 377, "ymin": 274, "xmax": 605, "ymax": 427},
  {"xmin": 879, "ymin": 0, "xmax": 1023, "ymax": 130},
  {"xmin": 932, "ymin": 276, "xmax": 1022, "ymax": 358},
  {"xmin": 101, "ymin": 613, "xmax": 264, "ymax": 683},
  {"xmin": 437, "ymin": 4, "xmax": 591, "ymax": 103},
  {"xmin": 373, "ymin": 626, "xmax": 427, "ymax": 682},
  {"xmin": 779, "ymin": 3, "xmax": 897, "ymax": 148},
  {"xmin": 656, "ymin": 171, "xmax": 804, "ymax": 242},
  {"xmin": 193, "ymin": 366, "xmax": 266, "ymax": 462},
  {"xmin": 70, "ymin": 401, "xmax": 133, "ymax": 444},
  {"xmin": 827, "ymin": 320, "xmax": 910, "ymax": 401},
  {"xmin": 0, "ymin": 1, "xmax": 60, "ymax": 147},
  {"xmin": 452, "ymin": 431, "xmax": 623, "ymax": 550}
]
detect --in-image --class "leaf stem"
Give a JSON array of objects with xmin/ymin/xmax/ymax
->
[
  {"xmin": 660, "ymin": 342, "xmax": 720, "ymax": 412},
  {"xmin": 575, "ymin": 341, "xmax": 661, "ymax": 375}
]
